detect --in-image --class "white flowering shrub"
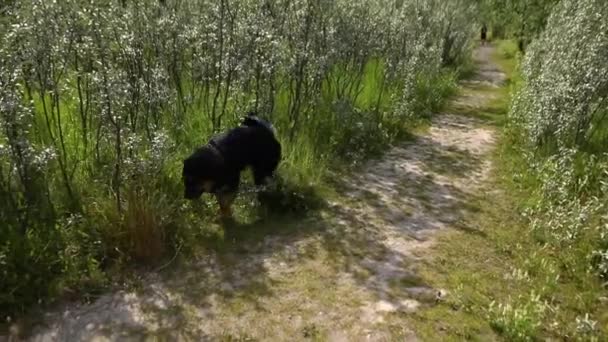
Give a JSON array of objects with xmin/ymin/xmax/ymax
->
[
  {"xmin": 507, "ymin": 0, "xmax": 608, "ymax": 321},
  {"xmin": 511, "ymin": 0, "xmax": 608, "ymax": 149},
  {"xmin": 0, "ymin": 0, "xmax": 477, "ymax": 311}
]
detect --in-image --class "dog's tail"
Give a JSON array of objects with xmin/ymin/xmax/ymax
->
[{"xmin": 242, "ymin": 111, "xmax": 276, "ymax": 135}]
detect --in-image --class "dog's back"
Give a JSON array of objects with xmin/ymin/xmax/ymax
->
[
  {"xmin": 209, "ymin": 114, "xmax": 280, "ymax": 174},
  {"xmin": 241, "ymin": 114, "xmax": 276, "ymax": 135}
]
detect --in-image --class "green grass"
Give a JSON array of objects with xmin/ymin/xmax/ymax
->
[
  {"xmin": 450, "ymin": 86, "xmax": 510, "ymax": 126},
  {"xmin": 493, "ymin": 40, "xmax": 519, "ymax": 76},
  {"xmin": 405, "ymin": 41, "xmax": 608, "ymax": 341}
]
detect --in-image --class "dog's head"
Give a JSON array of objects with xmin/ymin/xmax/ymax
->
[{"xmin": 182, "ymin": 148, "xmax": 221, "ymax": 199}]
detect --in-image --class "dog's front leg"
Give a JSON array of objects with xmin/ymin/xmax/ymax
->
[{"xmin": 216, "ymin": 191, "xmax": 236, "ymax": 218}]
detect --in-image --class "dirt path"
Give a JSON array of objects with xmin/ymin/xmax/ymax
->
[{"xmin": 28, "ymin": 46, "xmax": 505, "ymax": 341}]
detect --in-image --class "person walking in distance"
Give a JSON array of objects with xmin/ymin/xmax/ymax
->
[{"xmin": 481, "ymin": 24, "xmax": 488, "ymax": 46}]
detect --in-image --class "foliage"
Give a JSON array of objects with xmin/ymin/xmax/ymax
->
[
  {"xmin": 480, "ymin": 0, "xmax": 559, "ymax": 50},
  {"xmin": 511, "ymin": 0, "xmax": 608, "ymax": 151},
  {"xmin": 502, "ymin": 0, "xmax": 608, "ymax": 338},
  {"xmin": 0, "ymin": 0, "xmax": 476, "ymax": 314},
  {"xmin": 508, "ymin": 0, "xmax": 608, "ymax": 278}
]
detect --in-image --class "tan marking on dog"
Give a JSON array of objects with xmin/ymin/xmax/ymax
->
[{"xmin": 202, "ymin": 180, "xmax": 215, "ymax": 193}]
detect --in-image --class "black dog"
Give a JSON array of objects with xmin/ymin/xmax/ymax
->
[{"xmin": 182, "ymin": 113, "xmax": 281, "ymax": 218}]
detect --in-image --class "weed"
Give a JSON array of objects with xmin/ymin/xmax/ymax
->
[{"xmin": 488, "ymin": 292, "xmax": 548, "ymax": 341}]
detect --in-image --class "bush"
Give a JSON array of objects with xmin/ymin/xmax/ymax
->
[
  {"xmin": 507, "ymin": 0, "xmax": 608, "ymax": 280},
  {"xmin": 501, "ymin": 0, "xmax": 608, "ymax": 337},
  {"xmin": 510, "ymin": 0, "xmax": 608, "ymax": 151}
]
